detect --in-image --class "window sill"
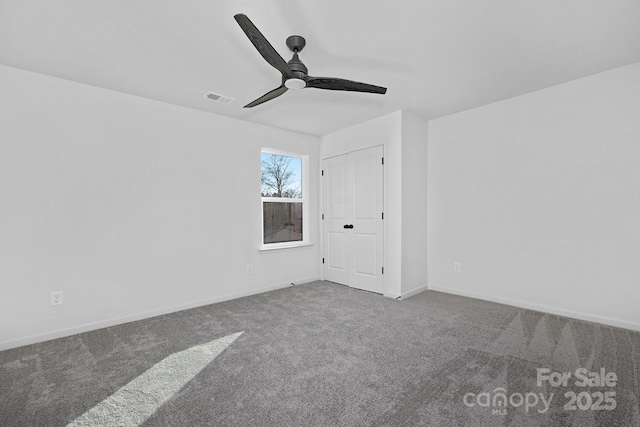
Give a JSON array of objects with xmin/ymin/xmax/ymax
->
[{"xmin": 258, "ymin": 242, "xmax": 314, "ymax": 252}]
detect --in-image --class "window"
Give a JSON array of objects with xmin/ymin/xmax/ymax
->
[{"xmin": 261, "ymin": 150, "xmax": 308, "ymax": 248}]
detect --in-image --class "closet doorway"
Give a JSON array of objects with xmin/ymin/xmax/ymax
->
[{"xmin": 322, "ymin": 145, "xmax": 384, "ymax": 294}]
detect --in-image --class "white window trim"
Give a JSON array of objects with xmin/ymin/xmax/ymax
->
[{"xmin": 260, "ymin": 148, "xmax": 309, "ymax": 250}]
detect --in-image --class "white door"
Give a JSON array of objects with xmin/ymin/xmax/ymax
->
[{"xmin": 323, "ymin": 146, "xmax": 384, "ymax": 294}]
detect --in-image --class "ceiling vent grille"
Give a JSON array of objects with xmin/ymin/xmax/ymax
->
[{"xmin": 205, "ymin": 92, "xmax": 234, "ymax": 105}]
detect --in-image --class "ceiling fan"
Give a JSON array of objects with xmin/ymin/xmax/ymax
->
[{"xmin": 234, "ymin": 14, "xmax": 387, "ymax": 108}]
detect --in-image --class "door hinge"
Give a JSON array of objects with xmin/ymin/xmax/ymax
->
[
  {"xmin": 382, "ymin": 157, "xmax": 384, "ymax": 165},
  {"xmin": 322, "ymin": 170, "xmax": 324, "ymax": 176},
  {"xmin": 322, "ymin": 214, "xmax": 324, "ymax": 220},
  {"xmin": 381, "ymin": 212, "xmax": 384, "ymax": 220},
  {"xmin": 322, "ymin": 258, "xmax": 325, "ymax": 264},
  {"xmin": 382, "ymin": 267, "xmax": 384, "ymax": 274}
]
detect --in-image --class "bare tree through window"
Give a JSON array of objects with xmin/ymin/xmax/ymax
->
[
  {"xmin": 261, "ymin": 154, "xmax": 301, "ymax": 198},
  {"xmin": 261, "ymin": 152, "xmax": 303, "ymax": 244}
]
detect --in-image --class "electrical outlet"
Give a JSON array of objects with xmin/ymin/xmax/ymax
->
[
  {"xmin": 453, "ymin": 262, "xmax": 462, "ymax": 273},
  {"xmin": 51, "ymin": 291, "xmax": 63, "ymax": 306},
  {"xmin": 246, "ymin": 264, "xmax": 253, "ymax": 275}
]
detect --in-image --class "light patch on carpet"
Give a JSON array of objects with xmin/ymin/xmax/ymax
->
[{"xmin": 66, "ymin": 332, "xmax": 243, "ymax": 427}]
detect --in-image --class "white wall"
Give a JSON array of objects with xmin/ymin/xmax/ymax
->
[
  {"xmin": 0, "ymin": 65, "xmax": 320, "ymax": 350},
  {"xmin": 428, "ymin": 62, "xmax": 640, "ymax": 330},
  {"xmin": 400, "ymin": 111, "xmax": 429, "ymax": 296}
]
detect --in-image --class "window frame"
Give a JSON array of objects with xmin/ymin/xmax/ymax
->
[{"xmin": 260, "ymin": 148, "xmax": 309, "ymax": 250}]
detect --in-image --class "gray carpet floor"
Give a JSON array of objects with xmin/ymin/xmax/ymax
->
[{"xmin": 1, "ymin": 281, "xmax": 639, "ymax": 426}]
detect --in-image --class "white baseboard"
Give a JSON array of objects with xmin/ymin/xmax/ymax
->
[
  {"xmin": 0, "ymin": 277, "xmax": 320, "ymax": 352},
  {"xmin": 383, "ymin": 292, "xmax": 401, "ymax": 300},
  {"xmin": 429, "ymin": 284, "xmax": 640, "ymax": 332},
  {"xmin": 399, "ymin": 284, "xmax": 429, "ymax": 300},
  {"xmin": 384, "ymin": 284, "xmax": 428, "ymax": 300}
]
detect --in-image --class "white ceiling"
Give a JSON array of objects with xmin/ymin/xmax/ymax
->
[{"xmin": 1, "ymin": 1, "xmax": 640, "ymax": 136}]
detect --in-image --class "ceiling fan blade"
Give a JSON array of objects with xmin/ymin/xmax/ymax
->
[
  {"xmin": 244, "ymin": 85, "xmax": 288, "ymax": 108},
  {"xmin": 304, "ymin": 77, "xmax": 387, "ymax": 94},
  {"xmin": 234, "ymin": 14, "xmax": 292, "ymax": 78}
]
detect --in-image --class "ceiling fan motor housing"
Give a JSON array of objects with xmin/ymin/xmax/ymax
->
[
  {"xmin": 286, "ymin": 35, "xmax": 308, "ymax": 81},
  {"xmin": 287, "ymin": 53, "xmax": 308, "ymax": 78}
]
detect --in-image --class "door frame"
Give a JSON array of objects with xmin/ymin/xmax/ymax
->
[{"xmin": 320, "ymin": 142, "xmax": 387, "ymax": 294}]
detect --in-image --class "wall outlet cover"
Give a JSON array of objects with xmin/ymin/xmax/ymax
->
[{"xmin": 51, "ymin": 291, "xmax": 64, "ymax": 306}]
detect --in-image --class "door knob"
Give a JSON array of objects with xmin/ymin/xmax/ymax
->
[{"xmin": 343, "ymin": 224, "xmax": 354, "ymax": 229}]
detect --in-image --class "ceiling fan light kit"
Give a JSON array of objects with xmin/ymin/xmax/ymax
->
[
  {"xmin": 284, "ymin": 78, "xmax": 306, "ymax": 90},
  {"xmin": 234, "ymin": 13, "xmax": 387, "ymax": 108}
]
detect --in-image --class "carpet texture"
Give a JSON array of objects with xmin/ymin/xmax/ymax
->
[{"xmin": 1, "ymin": 281, "xmax": 639, "ymax": 426}]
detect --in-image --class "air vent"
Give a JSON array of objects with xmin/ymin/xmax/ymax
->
[{"xmin": 204, "ymin": 92, "xmax": 235, "ymax": 105}]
